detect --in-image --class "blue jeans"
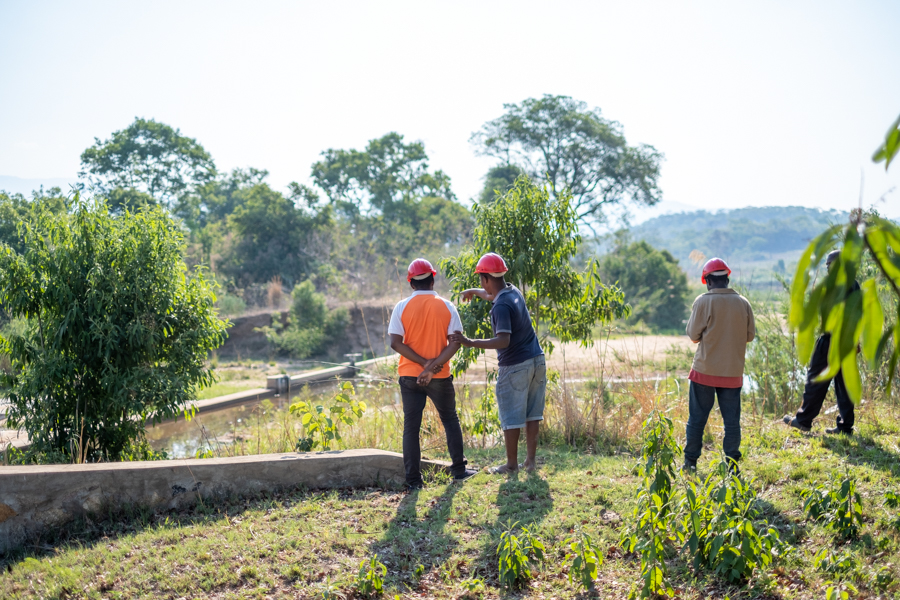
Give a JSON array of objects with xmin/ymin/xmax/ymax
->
[
  {"xmin": 496, "ymin": 355, "xmax": 546, "ymax": 430},
  {"xmin": 684, "ymin": 381, "xmax": 742, "ymax": 466}
]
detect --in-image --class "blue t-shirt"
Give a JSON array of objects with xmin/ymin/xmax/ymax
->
[{"xmin": 490, "ymin": 284, "xmax": 543, "ymax": 367}]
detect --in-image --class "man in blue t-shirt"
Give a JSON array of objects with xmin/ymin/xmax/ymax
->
[{"xmin": 449, "ymin": 253, "xmax": 546, "ymax": 475}]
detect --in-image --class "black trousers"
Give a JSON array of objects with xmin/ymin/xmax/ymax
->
[
  {"xmin": 398, "ymin": 376, "xmax": 467, "ymax": 486},
  {"xmin": 795, "ymin": 333, "xmax": 855, "ymax": 432}
]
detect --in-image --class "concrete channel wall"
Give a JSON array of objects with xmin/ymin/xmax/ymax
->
[
  {"xmin": 0, "ymin": 449, "xmax": 447, "ymax": 555},
  {"xmin": 0, "ymin": 355, "xmax": 407, "ymax": 554}
]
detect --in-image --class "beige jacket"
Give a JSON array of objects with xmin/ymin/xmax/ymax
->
[{"xmin": 686, "ymin": 288, "xmax": 755, "ymax": 378}]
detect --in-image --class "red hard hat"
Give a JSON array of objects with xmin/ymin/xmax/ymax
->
[
  {"xmin": 701, "ymin": 258, "xmax": 731, "ymax": 284},
  {"xmin": 475, "ymin": 252, "xmax": 508, "ymax": 276},
  {"xmin": 407, "ymin": 258, "xmax": 437, "ymax": 282}
]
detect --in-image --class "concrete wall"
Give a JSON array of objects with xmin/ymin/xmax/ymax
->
[{"xmin": 0, "ymin": 449, "xmax": 447, "ymax": 555}]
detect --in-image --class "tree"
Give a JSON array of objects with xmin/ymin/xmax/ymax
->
[
  {"xmin": 479, "ymin": 164, "xmax": 525, "ymax": 204},
  {"xmin": 221, "ymin": 181, "xmax": 331, "ymax": 286},
  {"xmin": 0, "ymin": 197, "xmax": 228, "ymax": 461},
  {"xmin": 261, "ymin": 279, "xmax": 350, "ymax": 359},
  {"xmin": 79, "ymin": 117, "xmax": 216, "ymax": 212},
  {"xmin": 600, "ymin": 234, "xmax": 689, "ymax": 331},
  {"xmin": 789, "ymin": 113, "xmax": 900, "ymax": 402},
  {"xmin": 471, "ymin": 95, "xmax": 663, "ymax": 224},
  {"xmin": 441, "ymin": 175, "xmax": 629, "ymax": 372},
  {"xmin": 0, "ymin": 188, "xmax": 69, "ymax": 255},
  {"xmin": 311, "ymin": 132, "xmax": 455, "ymax": 220}
]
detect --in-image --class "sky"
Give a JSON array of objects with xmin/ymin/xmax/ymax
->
[{"xmin": 1, "ymin": 0, "xmax": 899, "ymax": 222}]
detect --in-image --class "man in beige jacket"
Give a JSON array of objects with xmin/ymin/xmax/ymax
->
[{"xmin": 684, "ymin": 258, "xmax": 755, "ymax": 471}]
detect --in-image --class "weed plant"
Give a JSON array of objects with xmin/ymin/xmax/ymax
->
[
  {"xmin": 496, "ymin": 521, "xmax": 545, "ymax": 589},
  {"xmin": 354, "ymin": 554, "xmax": 387, "ymax": 597},
  {"xmin": 803, "ymin": 473, "xmax": 864, "ymax": 539},
  {"xmin": 564, "ymin": 527, "xmax": 603, "ymax": 590}
]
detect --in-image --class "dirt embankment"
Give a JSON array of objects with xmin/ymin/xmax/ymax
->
[{"xmin": 217, "ymin": 303, "xmax": 395, "ymax": 360}]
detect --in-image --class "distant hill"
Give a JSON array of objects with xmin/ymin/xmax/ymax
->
[{"xmin": 628, "ymin": 206, "xmax": 850, "ymax": 288}]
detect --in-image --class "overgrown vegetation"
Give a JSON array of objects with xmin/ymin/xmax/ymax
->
[{"xmin": 0, "ymin": 197, "xmax": 227, "ymax": 461}]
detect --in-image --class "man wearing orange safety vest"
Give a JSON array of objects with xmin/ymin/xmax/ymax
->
[
  {"xmin": 388, "ymin": 258, "xmax": 477, "ymax": 489},
  {"xmin": 449, "ymin": 253, "xmax": 546, "ymax": 475},
  {"xmin": 684, "ymin": 258, "xmax": 755, "ymax": 472}
]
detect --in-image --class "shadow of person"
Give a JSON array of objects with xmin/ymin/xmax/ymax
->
[
  {"xmin": 820, "ymin": 433, "xmax": 900, "ymax": 478},
  {"xmin": 372, "ymin": 479, "xmax": 463, "ymax": 591},
  {"xmin": 477, "ymin": 471, "xmax": 553, "ymax": 593}
]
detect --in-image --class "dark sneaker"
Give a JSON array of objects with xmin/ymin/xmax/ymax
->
[
  {"xmin": 682, "ymin": 462, "xmax": 697, "ymax": 473},
  {"xmin": 405, "ymin": 481, "xmax": 424, "ymax": 491},
  {"xmin": 453, "ymin": 469, "xmax": 478, "ymax": 482},
  {"xmin": 825, "ymin": 427, "xmax": 852, "ymax": 436},
  {"xmin": 783, "ymin": 415, "xmax": 811, "ymax": 433}
]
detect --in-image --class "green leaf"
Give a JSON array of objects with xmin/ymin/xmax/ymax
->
[{"xmin": 860, "ymin": 279, "xmax": 884, "ymax": 365}]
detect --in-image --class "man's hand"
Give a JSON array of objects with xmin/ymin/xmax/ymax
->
[
  {"xmin": 421, "ymin": 358, "xmax": 443, "ymax": 375},
  {"xmin": 448, "ymin": 330, "xmax": 470, "ymax": 347},
  {"xmin": 460, "ymin": 288, "xmax": 493, "ymax": 303},
  {"xmin": 416, "ymin": 369, "xmax": 434, "ymax": 386}
]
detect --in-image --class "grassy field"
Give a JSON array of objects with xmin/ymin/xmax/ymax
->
[{"xmin": 4, "ymin": 408, "xmax": 900, "ymax": 599}]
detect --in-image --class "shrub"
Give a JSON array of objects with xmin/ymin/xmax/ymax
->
[
  {"xmin": 290, "ymin": 381, "xmax": 366, "ymax": 451},
  {"xmin": 678, "ymin": 463, "xmax": 784, "ymax": 583},
  {"xmin": 0, "ymin": 198, "xmax": 227, "ymax": 461},
  {"xmin": 803, "ymin": 474, "xmax": 864, "ymax": 539},
  {"xmin": 564, "ymin": 528, "xmax": 603, "ymax": 590},
  {"xmin": 496, "ymin": 521, "xmax": 545, "ymax": 589},
  {"xmin": 261, "ymin": 279, "xmax": 349, "ymax": 358},
  {"xmin": 217, "ymin": 294, "xmax": 246, "ymax": 317}
]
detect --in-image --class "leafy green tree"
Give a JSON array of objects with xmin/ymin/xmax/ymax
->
[
  {"xmin": 262, "ymin": 279, "xmax": 349, "ymax": 359},
  {"xmin": 600, "ymin": 234, "xmax": 689, "ymax": 330},
  {"xmin": 479, "ymin": 164, "xmax": 525, "ymax": 204},
  {"xmin": 471, "ymin": 95, "xmax": 663, "ymax": 224},
  {"xmin": 221, "ymin": 181, "xmax": 331, "ymax": 286},
  {"xmin": 312, "ymin": 132, "xmax": 455, "ymax": 220},
  {"xmin": 442, "ymin": 175, "xmax": 629, "ymax": 372},
  {"xmin": 0, "ymin": 188, "xmax": 69, "ymax": 254},
  {"xmin": 79, "ymin": 117, "xmax": 216, "ymax": 212},
  {"xmin": 790, "ymin": 113, "xmax": 900, "ymax": 402},
  {"xmin": 0, "ymin": 197, "xmax": 228, "ymax": 461}
]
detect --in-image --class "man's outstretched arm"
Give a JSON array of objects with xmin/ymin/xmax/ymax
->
[{"xmin": 448, "ymin": 330, "xmax": 510, "ymax": 350}]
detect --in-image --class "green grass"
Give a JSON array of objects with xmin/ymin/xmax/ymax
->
[
  {"xmin": 194, "ymin": 380, "xmax": 264, "ymax": 400},
  {"xmin": 5, "ymin": 411, "xmax": 900, "ymax": 598}
]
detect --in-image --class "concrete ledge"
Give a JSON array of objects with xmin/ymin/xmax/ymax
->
[{"xmin": 0, "ymin": 449, "xmax": 448, "ymax": 555}]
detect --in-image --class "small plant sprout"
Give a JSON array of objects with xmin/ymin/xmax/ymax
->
[
  {"xmin": 461, "ymin": 577, "xmax": 486, "ymax": 598},
  {"xmin": 803, "ymin": 473, "xmax": 864, "ymax": 539},
  {"xmin": 290, "ymin": 381, "xmax": 366, "ymax": 451},
  {"xmin": 564, "ymin": 527, "xmax": 603, "ymax": 590},
  {"xmin": 354, "ymin": 554, "xmax": 387, "ymax": 597},
  {"xmin": 496, "ymin": 520, "xmax": 546, "ymax": 589}
]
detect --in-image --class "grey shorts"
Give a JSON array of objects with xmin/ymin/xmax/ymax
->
[{"xmin": 496, "ymin": 355, "xmax": 546, "ymax": 430}]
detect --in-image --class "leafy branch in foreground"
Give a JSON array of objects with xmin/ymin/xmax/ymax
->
[{"xmin": 789, "ymin": 112, "xmax": 900, "ymax": 402}]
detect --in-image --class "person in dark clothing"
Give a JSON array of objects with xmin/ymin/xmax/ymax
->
[{"xmin": 783, "ymin": 250, "xmax": 859, "ymax": 435}]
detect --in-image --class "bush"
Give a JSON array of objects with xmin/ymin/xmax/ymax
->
[
  {"xmin": 217, "ymin": 294, "xmax": 246, "ymax": 317},
  {"xmin": 261, "ymin": 279, "xmax": 349, "ymax": 358},
  {"xmin": 600, "ymin": 233, "xmax": 689, "ymax": 331},
  {"xmin": 0, "ymin": 198, "xmax": 227, "ymax": 461},
  {"xmin": 803, "ymin": 473, "xmax": 864, "ymax": 539}
]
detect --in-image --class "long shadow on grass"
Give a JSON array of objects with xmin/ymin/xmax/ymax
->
[
  {"xmin": 372, "ymin": 482, "xmax": 462, "ymax": 591},
  {"xmin": 820, "ymin": 434, "xmax": 900, "ymax": 478},
  {"xmin": 0, "ymin": 487, "xmax": 274, "ymax": 568},
  {"xmin": 478, "ymin": 472, "xmax": 553, "ymax": 594}
]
